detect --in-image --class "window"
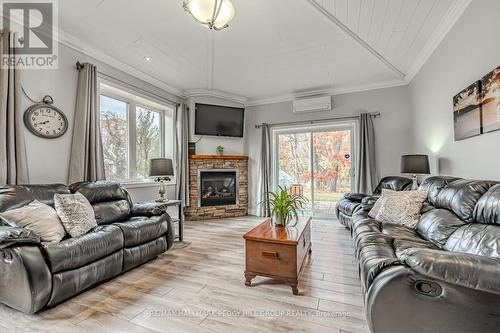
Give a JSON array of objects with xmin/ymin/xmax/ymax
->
[{"xmin": 99, "ymin": 82, "xmax": 175, "ymax": 182}]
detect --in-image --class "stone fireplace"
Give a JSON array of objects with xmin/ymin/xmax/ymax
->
[{"xmin": 186, "ymin": 155, "xmax": 248, "ymax": 220}]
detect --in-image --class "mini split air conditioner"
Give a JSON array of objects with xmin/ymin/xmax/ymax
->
[{"xmin": 292, "ymin": 96, "xmax": 332, "ymax": 113}]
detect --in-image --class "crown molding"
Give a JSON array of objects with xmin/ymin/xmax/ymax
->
[
  {"xmin": 404, "ymin": 0, "xmax": 472, "ymax": 83},
  {"xmin": 57, "ymin": 29, "xmax": 185, "ymax": 98},
  {"xmin": 245, "ymin": 79, "xmax": 408, "ymax": 107},
  {"xmin": 184, "ymin": 88, "xmax": 247, "ymax": 105}
]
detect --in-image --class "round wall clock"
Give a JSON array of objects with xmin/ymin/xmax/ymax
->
[{"xmin": 23, "ymin": 96, "xmax": 68, "ymax": 139}]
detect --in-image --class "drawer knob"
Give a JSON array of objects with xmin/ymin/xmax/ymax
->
[{"xmin": 262, "ymin": 251, "xmax": 279, "ymax": 259}]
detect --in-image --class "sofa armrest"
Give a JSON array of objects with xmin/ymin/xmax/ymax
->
[
  {"xmin": 131, "ymin": 202, "xmax": 169, "ymax": 217},
  {"xmin": 344, "ymin": 192, "xmax": 369, "ymax": 202},
  {"xmin": 0, "ymin": 226, "xmax": 40, "ymax": 250},
  {"xmin": 399, "ymin": 248, "xmax": 500, "ymax": 295}
]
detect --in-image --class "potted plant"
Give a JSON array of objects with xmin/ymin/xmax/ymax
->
[
  {"xmin": 216, "ymin": 145, "xmax": 224, "ymax": 156},
  {"xmin": 259, "ymin": 186, "xmax": 309, "ymax": 227}
]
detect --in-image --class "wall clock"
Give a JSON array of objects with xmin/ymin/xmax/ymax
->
[{"xmin": 23, "ymin": 95, "xmax": 68, "ymax": 139}]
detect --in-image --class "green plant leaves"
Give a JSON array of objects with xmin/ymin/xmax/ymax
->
[{"xmin": 257, "ymin": 185, "xmax": 309, "ymax": 226}]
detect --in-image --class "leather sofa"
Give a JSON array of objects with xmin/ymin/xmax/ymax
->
[
  {"xmin": 336, "ymin": 176, "xmax": 413, "ymax": 229},
  {"xmin": 0, "ymin": 181, "xmax": 174, "ymax": 314},
  {"xmin": 348, "ymin": 176, "xmax": 500, "ymax": 332}
]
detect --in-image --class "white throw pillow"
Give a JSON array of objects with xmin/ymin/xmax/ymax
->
[
  {"xmin": 54, "ymin": 192, "xmax": 97, "ymax": 237},
  {"xmin": 0, "ymin": 200, "xmax": 66, "ymax": 243},
  {"xmin": 375, "ymin": 189, "xmax": 428, "ymax": 229}
]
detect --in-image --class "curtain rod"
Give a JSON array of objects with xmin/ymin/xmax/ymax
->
[
  {"xmin": 76, "ymin": 61, "xmax": 181, "ymax": 107},
  {"xmin": 254, "ymin": 112, "xmax": 381, "ymax": 129}
]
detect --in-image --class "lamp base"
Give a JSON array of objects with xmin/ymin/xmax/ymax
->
[
  {"xmin": 411, "ymin": 174, "xmax": 419, "ymax": 191},
  {"xmin": 155, "ymin": 178, "xmax": 170, "ymax": 202}
]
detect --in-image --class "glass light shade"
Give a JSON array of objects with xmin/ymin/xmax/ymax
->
[{"xmin": 185, "ymin": 0, "xmax": 235, "ymax": 30}]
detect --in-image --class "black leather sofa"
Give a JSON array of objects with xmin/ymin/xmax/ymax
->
[
  {"xmin": 348, "ymin": 176, "xmax": 500, "ymax": 332},
  {"xmin": 0, "ymin": 181, "xmax": 174, "ymax": 314},
  {"xmin": 336, "ymin": 176, "xmax": 413, "ymax": 229}
]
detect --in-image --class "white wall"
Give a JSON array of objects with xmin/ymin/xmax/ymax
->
[
  {"xmin": 20, "ymin": 42, "xmax": 183, "ymax": 202},
  {"xmin": 245, "ymin": 86, "xmax": 414, "ymax": 214},
  {"xmin": 409, "ymin": 0, "xmax": 500, "ymax": 179},
  {"xmin": 187, "ymin": 95, "xmax": 245, "ymax": 155}
]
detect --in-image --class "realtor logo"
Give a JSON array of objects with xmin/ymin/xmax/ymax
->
[{"xmin": 1, "ymin": 0, "xmax": 58, "ymax": 68}]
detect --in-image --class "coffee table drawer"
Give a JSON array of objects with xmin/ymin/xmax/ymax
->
[{"xmin": 245, "ymin": 240, "xmax": 297, "ymax": 279}]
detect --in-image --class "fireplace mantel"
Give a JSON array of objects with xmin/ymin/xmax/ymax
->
[{"xmin": 190, "ymin": 155, "xmax": 248, "ymax": 160}]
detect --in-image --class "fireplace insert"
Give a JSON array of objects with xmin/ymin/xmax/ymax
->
[{"xmin": 198, "ymin": 169, "xmax": 239, "ymax": 207}]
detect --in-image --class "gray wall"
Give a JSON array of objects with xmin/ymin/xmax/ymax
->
[
  {"xmin": 409, "ymin": 0, "xmax": 500, "ymax": 179},
  {"xmin": 20, "ymin": 42, "xmax": 182, "ymax": 201},
  {"xmin": 244, "ymin": 85, "xmax": 414, "ymax": 214}
]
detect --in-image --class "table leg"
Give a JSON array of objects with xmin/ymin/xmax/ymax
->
[
  {"xmin": 245, "ymin": 272, "xmax": 256, "ymax": 286},
  {"xmin": 179, "ymin": 204, "xmax": 183, "ymax": 242}
]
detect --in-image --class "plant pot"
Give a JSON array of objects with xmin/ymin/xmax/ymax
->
[
  {"xmin": 272, "ymin": 213, "xmax": 288, "ymax": 227},
  {"xmin": 217, "ymin": 151, "xmax": 223, "ymax": 156}
]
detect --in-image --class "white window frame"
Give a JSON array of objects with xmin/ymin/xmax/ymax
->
[{"xmin": 98, "ymin": 79, "xmax": 176, "ymax": 185}]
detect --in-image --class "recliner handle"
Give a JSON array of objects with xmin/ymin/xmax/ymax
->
[{"xmin": 414, "ymin": 280, "xmax": 442, "ymax": 297}]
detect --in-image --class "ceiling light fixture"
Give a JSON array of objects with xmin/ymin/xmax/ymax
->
[
  {"xmin": 183, "ymin": 0, "xmax": 235, "ymax": 31},
  {"xmin": 144, "ymin": 56, "xmax": 153, "ymax": 62}
]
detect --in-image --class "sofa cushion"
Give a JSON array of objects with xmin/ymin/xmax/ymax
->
[
  {"xmin": 473, "ymin": 183, "xmax": 500, "ymax": 225},
  {"xmin": 355, "ymin": 232, "xmax": 399, "ymax": 289},
  {"xmin": 434, "ymin": 180, "xmax": 498, "ymax": 222},
  {"xmin": 417, "ymin": 209, "xmax": 466, "ymax": 248},
  {"xmin": 352, "ymin": 218, "xmax": 381, "ymax": 246},
  {"xmin": 444, "ymin": 224, "xmax": 500, "ymax": 259},
  {"xmin": 336, "ymin": 198, "xmax": 362, "ymax": 216},
  {"xmin": 115, "ymin": 215, "xmax": 169, "ymax": 248},
  {"xmin": 44, "ymin": 224, "xmax": 124, "ymax": 273},
  {"xmin": 373, "ymin": 176, "xmax": 413, "ymax": 195},
  {"xmin": 381, "ymin": 222, "xmax": 422, "ymax": 242},
  {"xmin": 418, "ymin": 176, "xmax": 462, "ymax": 207},
  {"xmin": 393, "ymin": 238, "xmax": 438, "ymax": 258},
  {"xmin": 92, "ymin": 200, "xmax": 131, "ymax": 225},
  {"xmin": 0, "ymin": 184, "xmax": 70, "ymax": 212},
  {"xmin": 71, "ymin": 180, "xmax": 130, "ymax": 204}
]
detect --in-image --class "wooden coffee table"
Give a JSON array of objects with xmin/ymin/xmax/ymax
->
[{"xmin": 243, "ymin": 217, "xmax": 312, "ymax": 295}]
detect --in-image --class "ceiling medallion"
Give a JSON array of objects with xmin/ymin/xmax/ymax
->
[{"xmin": 183, "ymin": 0, "xmax": 235, "ymax": 31}]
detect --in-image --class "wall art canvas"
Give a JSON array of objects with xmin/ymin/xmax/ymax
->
[
  {"xmin": 453, "ymin": 81, "xmax": 482, "ymax": 141},
  {"xmin": 480, "ymin": 66, "xmax": 500, "ymax": 133}
]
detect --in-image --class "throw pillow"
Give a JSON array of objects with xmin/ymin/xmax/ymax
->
[
  {"xmin": 54, "ymin": 192, "xmax": 97, "ymax": 237},
  {"xmin": 375, "ymin": 189, "xmax": 428, "ymax": 228},
  {"xmin": 0, "ymin": 200, "xmax": 66, "ymax": 243},
  {"xmin": 368, "ymin": 198, "xmax": 382, "ymax": 219}
]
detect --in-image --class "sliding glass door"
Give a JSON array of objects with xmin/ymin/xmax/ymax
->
[{"xmin": 273, "ymin": 122, "xmax": 356, "ymax": 217}]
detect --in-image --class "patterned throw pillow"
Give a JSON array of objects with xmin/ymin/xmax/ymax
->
[
  {"xmin": 0, "ymin": 200, "xmax": 66, "ymax": 243},
  {"xmin": 368, "ymin": 198, "xmax": 382, "ymax": 219},
  {"xmin": 375, "ymin": 189, "xmax": 428, "ymax": 228},
  {"xmin": 54, "ymin": 192, "xmax": 97, "ymax": 237}
]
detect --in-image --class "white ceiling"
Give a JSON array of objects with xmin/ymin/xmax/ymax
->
[{"xmin": 58, "ymin": 0, "xmax": 471, "ymax": 105}]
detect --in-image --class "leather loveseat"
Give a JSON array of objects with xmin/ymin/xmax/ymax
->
[
  {"xmin": 336, "ymin": 176, "xmax": 413, "ymax": 229},
  {"xmin": 0, "ymin": 181, "xmax": 174, "ymax": 314},
  {"xmin": 348, "ymin": 176, "xmax": 500, "ymax": 332}
]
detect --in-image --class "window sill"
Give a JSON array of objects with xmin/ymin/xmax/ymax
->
[{"xmin": 120, "ymin": 180, "xmax": 176, "ymax": 189}]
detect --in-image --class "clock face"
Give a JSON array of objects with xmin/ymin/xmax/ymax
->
[{"xmin": 24, "ymin": 104, "xmax": 68, "ymax": 139}]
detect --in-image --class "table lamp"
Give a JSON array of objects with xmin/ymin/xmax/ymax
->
[
  {"xmin": 401, "ymin": 154, "xmax": 430, "ymax": 190},
  {"xmin": 149, "ymin": 158, "xmax": 174, "ymax": 202}
]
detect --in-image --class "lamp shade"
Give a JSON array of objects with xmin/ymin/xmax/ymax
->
[
  {"xmin": 401, "ymin": 155, "xmax": 430, "ymax": 175},
  {"xmin": 149, "ymin": 158, "xmax": 174, "ymax": 177}
]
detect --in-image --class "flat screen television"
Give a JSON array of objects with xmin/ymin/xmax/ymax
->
[{"xmin": 195, "ymin": 103, "xmax": 245, "ymax": 138}]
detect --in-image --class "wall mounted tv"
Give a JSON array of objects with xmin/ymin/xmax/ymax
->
[{"xmin": 195, "ymin": 103, "xmax": 245, "ymax": 138}]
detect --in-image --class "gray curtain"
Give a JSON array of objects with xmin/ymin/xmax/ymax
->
[
  {"xmin": 355, "ymin": 113, "xmax": 377, "ymax": 194},
  {"xmin": 175, "ymin": 103, "xmax": 190, "ymax": 207},
  {"xmin": 68, "ymin": 62, "xmax": 105, "ymax": 183},
  {"xmin": 0, "ymin": 31, "xmax": 29, "ymax": 185},
  {"xmin": 257, "ymin": 123, "xmax": 271, "ymax": 217}
]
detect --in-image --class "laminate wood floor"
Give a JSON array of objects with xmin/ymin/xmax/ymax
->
[{"xmin": 0, "ymin": 216, "xmax": 369, "ymax": 333}]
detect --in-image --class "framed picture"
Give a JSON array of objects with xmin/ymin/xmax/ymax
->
[
  {"xmin": 453, "ymin": 81, "xmax": 482, "ymax": 141},
  {"xmin": 480, "ymin": 66, "xmax": 500, "ymax": 134}
]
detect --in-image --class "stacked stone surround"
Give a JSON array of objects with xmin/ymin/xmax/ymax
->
[{"xmin": 185, "ymin": 155, "xmax": 248, "ymax": 220}]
